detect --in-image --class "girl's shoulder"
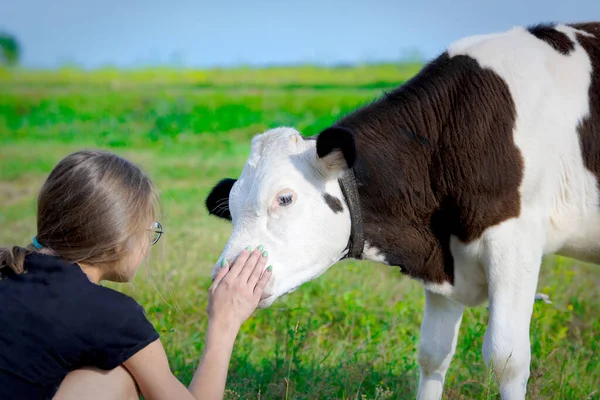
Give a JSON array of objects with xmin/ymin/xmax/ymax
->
[
  {"xmin": 19, "ymin": 252, "xmax": 152, "ymax": 323},
  {"xmin": 74, "ymin": 283, "xmax": 160, "ymax": 370}
]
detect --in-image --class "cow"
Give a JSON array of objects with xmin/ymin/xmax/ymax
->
[{"xmin": 204, "ymin": 22, "xmax": 600, "ymax": 399}]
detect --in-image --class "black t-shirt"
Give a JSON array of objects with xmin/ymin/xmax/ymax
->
[{"xmin": 0, "ymin": 252, "xmax": 159, "ymax": 400}]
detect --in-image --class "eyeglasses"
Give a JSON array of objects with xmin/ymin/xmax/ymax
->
[{"xmin": 148, "ymin": 221, "xmax": 163, "ymax": 245}]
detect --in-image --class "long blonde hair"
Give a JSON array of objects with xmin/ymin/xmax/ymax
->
[{"xmin": 0, "ymin": 150, "xmax": 160, "ymax": 275}]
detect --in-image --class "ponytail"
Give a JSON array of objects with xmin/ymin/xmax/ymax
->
[{"xmin": 0, "ymin": 245, "xmax": 32, "ymax": 275}]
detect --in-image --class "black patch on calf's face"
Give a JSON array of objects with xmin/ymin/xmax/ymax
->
[
  {"xmin": 527, "ymin": 23, "xmax": 575, "ymax": 55},
  {"xmin": 205, "ymin": 178, "xmax": 237, "ymax": 221},
  {"xmin": 323, "ymin": 193, "xmax": 343, "ymax": 213}
]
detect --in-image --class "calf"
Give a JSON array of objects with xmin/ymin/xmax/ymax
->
[{"xmin": 205, "ymin": 22, "xmax": 600, "ymax": 399}]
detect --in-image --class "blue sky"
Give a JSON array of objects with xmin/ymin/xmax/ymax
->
[{"xmin": 2, "ymin": 0, "xmax": 598, "ymax": 69}]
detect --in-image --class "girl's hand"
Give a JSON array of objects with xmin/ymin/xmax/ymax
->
[{"xmin": 207, "ymin": 246, "xmax": 272, "ymax": 334}]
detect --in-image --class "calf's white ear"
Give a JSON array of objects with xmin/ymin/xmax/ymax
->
[{"xmin": 315, "ymin": 126, "xmax": 356, "ymax": 178}]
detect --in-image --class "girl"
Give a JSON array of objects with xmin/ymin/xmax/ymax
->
[{"xmin": 0, "ymin": 149, "xmax": 272, "ymax": 400}]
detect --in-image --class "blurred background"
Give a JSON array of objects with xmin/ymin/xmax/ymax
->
[
  {"xmin": 1, "ymin": 1, "xmax": 599, "ymax": 399},
  {"xmin": 2, "ymin": 0, "xmax": 599, "ymax": 69}
]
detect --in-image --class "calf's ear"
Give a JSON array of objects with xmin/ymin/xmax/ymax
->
[
  {"xmin": 315, "ymin": 126, "xmax": 356, "ymax": 178},
  {"xmin": 205, "ymin": 178, "xmax": 237, "ymax": 221}
]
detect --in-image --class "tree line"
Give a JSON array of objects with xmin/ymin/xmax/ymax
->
[{"xmin": 0, "ymin": 32, "xmax": 20, "ymax": 66}]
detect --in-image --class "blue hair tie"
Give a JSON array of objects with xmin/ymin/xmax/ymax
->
[{"xmin": 32, "ymin": 236, "xmax": 43, "ymax": 249}]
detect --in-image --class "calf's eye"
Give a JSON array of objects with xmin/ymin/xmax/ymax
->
[
  {"xmin": 278, "ymin": 193, "xmax": 293, "ymax": 206},
  {"xmin": 274, "ymin": 189, "xmax": 296, "ymax": 208}
]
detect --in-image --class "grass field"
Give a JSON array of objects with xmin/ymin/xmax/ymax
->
[{"xmin": 1, "ymin": 65, "xmax": 599, "ymax": 399}]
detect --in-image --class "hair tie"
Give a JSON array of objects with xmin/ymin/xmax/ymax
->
[{"xmin": 32, "ymin": 236, "xmax": 44, "ymax": 249}]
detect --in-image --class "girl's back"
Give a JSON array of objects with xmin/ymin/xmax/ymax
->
[{"xmin": 0, "ymin": 252, "xmax": 158, "ymax": 399}]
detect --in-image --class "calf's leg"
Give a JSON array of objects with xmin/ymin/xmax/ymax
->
[
  {"xmin": 482, "ymin": 221, "xmax": 543, "ymax": 400},
  {"xmin": 416, "ymin": 289, "xmax": 464, "ymax": 400}
]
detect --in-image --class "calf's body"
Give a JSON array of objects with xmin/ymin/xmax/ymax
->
[{"xmin": 205, "ymin": 22, "xmax": 600, "ymax": 399}]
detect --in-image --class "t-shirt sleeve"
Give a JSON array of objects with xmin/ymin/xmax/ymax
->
[{"xmin": 77, "ymin": 290, "xmax": 160, "ymax": 371}]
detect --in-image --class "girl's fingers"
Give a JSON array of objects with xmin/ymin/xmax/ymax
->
[
  {"xmin": 253, "ymin": 266, "xmax": 272, "ymax": 298},
  {"xmin": 247, "ymin": 251, "xmax": 268, "ymax": 286},
  {"xmin": 226, "ymin": 247, "xmax": 253, "ymax": 280},
  {"xmin": 210, "ymin": 259, "xmax": 229, "ymax": 291},
  {"xmin": 238, "ymin": 247, "xmax": 263, "ymax": 282}
]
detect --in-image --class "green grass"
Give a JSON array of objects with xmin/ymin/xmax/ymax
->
[{"xmin": 1, "ymin": 65, "xmax": 599, "ymax": 400}]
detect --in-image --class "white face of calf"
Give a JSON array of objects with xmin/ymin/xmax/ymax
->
[{"xmin": 205, "ymin": 126, "xmax": 357, "ymax": 308}]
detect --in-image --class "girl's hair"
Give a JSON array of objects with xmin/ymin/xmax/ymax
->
[{"xmin": 0, "ymin": 149, "xmax": 160, "ymax": 275}]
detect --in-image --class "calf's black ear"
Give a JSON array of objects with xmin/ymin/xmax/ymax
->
[
  {"xmin": 205, "ymin": 178, "xmax": 237, "ymax": 221},
  {"xmin": 315, "ymin": 126, "xmax": 356, "ymax": 177}
]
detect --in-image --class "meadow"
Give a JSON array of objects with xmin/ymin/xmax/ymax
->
[{"xmin": 0, "ymin": 64, "xmax": 599, "ymax": 399}]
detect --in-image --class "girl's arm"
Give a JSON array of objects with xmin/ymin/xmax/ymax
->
[{"xmin": 123, "ymin": 247, "xmax": 271, "ymax": 400}]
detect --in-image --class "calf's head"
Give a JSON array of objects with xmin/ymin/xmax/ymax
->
[{"xmin": 205, "ymin": 126, "xmax": 357, "ymax": 307}]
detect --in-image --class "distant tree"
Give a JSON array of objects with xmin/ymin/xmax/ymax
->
[{"xmin": 0, "ymin": 32, "xmax": 20, "ymax": 66}]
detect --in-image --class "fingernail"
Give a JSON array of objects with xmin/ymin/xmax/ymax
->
[
  {"xmin": 262, "ymin": 250, "xmax": 268, "ymax": 258},
  {"xmin": 247, "ymin": 245, "xmax": 253, "ymax": 251},
  {"xmin": 267, "ymin": 265, "xmax": 273, "ymax": 272},
  {"xmin": 220, "ymin": 258, "xmax": 227, "ymax": 268},
  {"xmin": 258, "ymin": 244, "xmax": 264, "ymax": 251}
]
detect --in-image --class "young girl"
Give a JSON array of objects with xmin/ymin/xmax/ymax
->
[{"xmin": 0, "ymin": 149, "xmax": 272, "ymax": 400}]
